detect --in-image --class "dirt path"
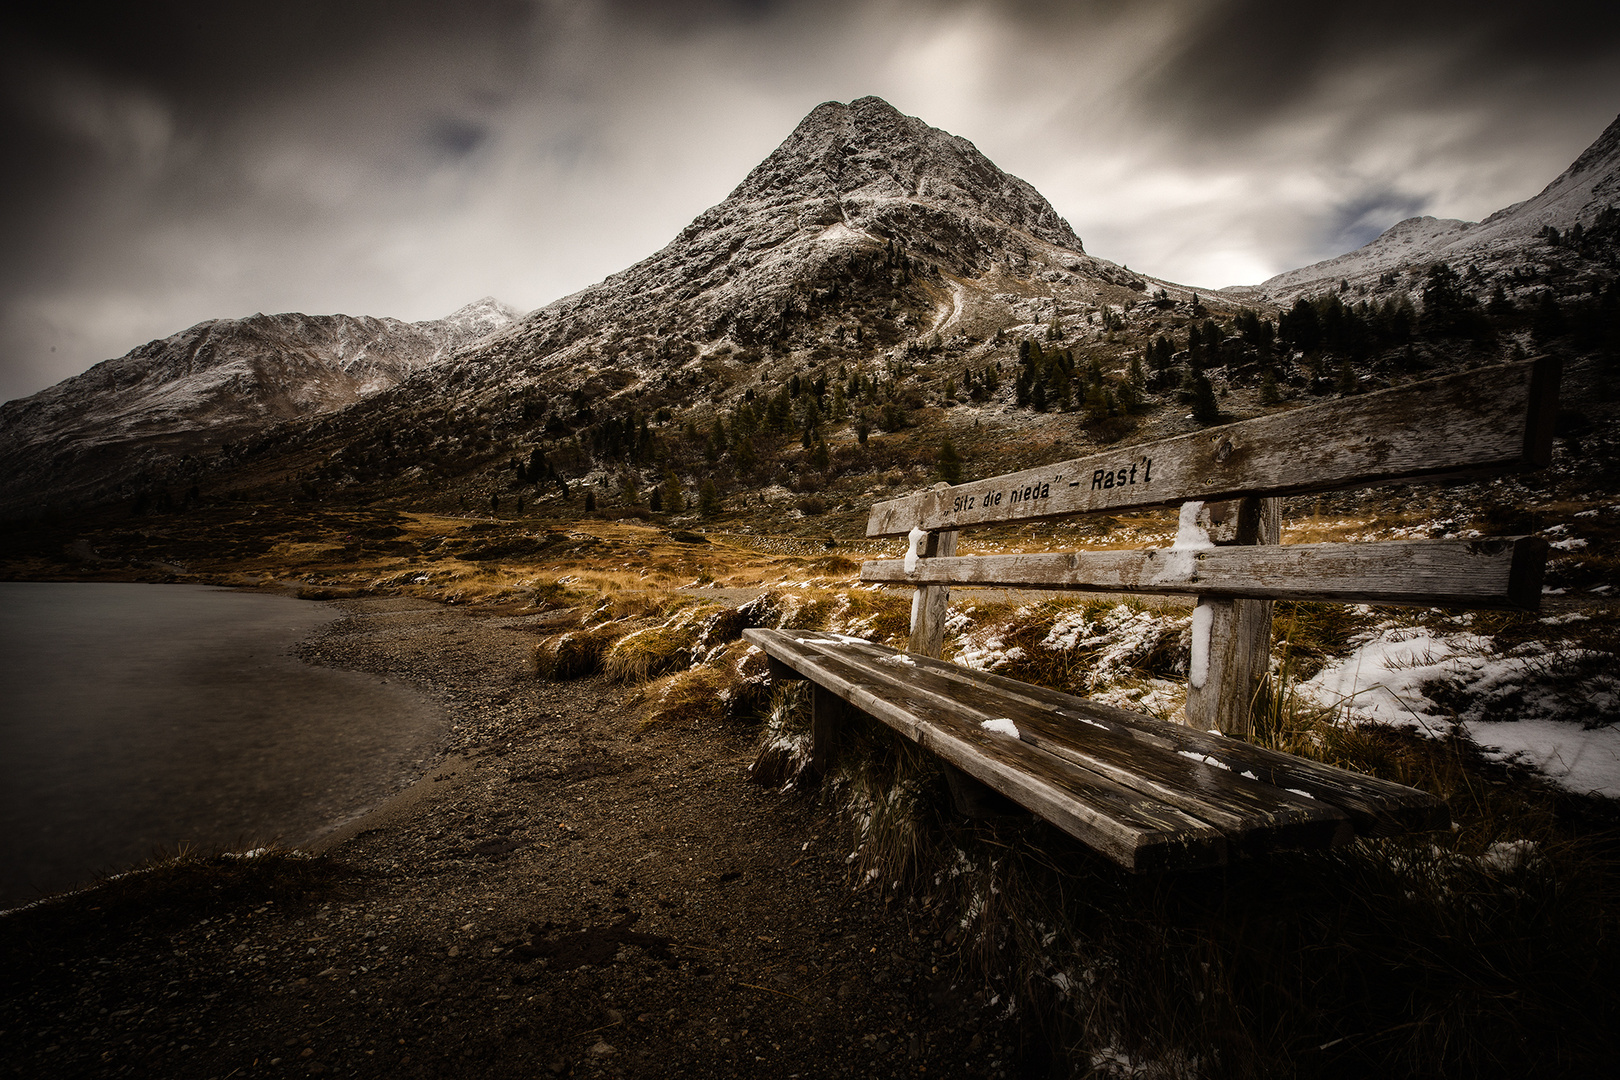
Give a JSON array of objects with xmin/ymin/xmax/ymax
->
[{"xmin": 1, "ymin": 597, "xmax": 1023, "ymax": 1079}]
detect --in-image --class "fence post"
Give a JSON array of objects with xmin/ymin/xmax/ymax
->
[
  {"xmin": 1184, "ymin": 496, "xmax": 1282, "ymax": 738},
  {"xmin": 907, "ymin": 528, "xmax": 958, "ymax": 658}
]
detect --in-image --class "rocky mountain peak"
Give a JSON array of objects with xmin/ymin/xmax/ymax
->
[
  {"xmin": 724, "ymin": 95, "xmax": 1084, "ymax": 254},
  {"xmin": 432, "ymin": 297, "xmax": 524, "ymax": 340},
  {"xmin": 474, "ymin": 95, "xmax": 1121, "ymax": 376}
]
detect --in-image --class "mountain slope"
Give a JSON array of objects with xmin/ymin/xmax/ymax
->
[
  {"xmin": 6, "ymin": 96, "xmax": 1180, "ymax": 518},
  {"xmin": 469, "ymin": 96, "xmax": 1148, "ymax": 375},
  {"xmin": 1245, "ymin": 111, "xmax": 1620, "ymax": 303},
  {"xmin": 0, "ymin": 299, "xmax": 521, "ymax": 516}
]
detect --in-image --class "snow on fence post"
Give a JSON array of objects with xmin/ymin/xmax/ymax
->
[{"xmin": 1183, "ymin": 496, "xmax": 1282, "ymax": 738}]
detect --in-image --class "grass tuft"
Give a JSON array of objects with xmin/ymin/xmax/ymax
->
[{"xmin": 534, "ymin": 625, "xmax": 625, "ymax": 680}]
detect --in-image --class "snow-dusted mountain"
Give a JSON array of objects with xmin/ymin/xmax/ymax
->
[
  {"xmin": 6, "ymin": 96, "xmax": 1614, "ymax": 518},
  {"xmin": 10, "ymin": 95, "xmax": 1176, "ymax": 517},
  {"xmin": 469, "ymin": 95, "xmax": 1153, "ymax": 377},
  {"xmin": 0, "ymin": 298, "xmax": 521, "ymax": 516},
  {"xmin": 1243, "ymin": 112, "xmax": 1620, "ymax": 303}
]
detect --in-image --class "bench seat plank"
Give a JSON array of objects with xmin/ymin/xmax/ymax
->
[
  {"xmin": 866, "ymin": 357, "xmax": 1558, "ymax": 536},
  {"xmin": 747, "ymin": 628, "xmax": 1446, "ymax": 850},
  {"xmin": 773, "ymin": 630, "xmax": 1354, "ymax": 854},
  {"xmin": 743, "ymin": 628, "xmax": 1228, "ymax": 872},
  {"xmin": 744, "ymin": 628, "xmax": 1453, "ymax": 869},
  {"xmin": 872, "ymin": 650, "xmax": 1450, "ymax": 837},
  {"xmin": 861, "ymin": 536, "xmax": 1546, "ymax": 610}
]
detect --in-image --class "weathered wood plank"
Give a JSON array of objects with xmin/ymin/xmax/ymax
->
[
  {"xmin": 744, "ymin": 628, "xmax": 1227, "ymax": 871},
  {"xmin": 1186, "ymin": 496, "xmax": 1281, "ymax": 737},
  {"xmin": 772, "ymin": 630, "xmax": 1352, "ymax": 854},
  {"xmin": 866, "ymin": 357, "xmax": 1560, "ymax": 536},
  {"xmin": 861, "ymin": 536, "xmax": 1546, "ymax": 610},
  {"xmin": 827, "ymin": 642, "xmax": 1448, "ymax": 836},
  {"xmin": 907, "ymin": 527, "xmax": 958, "ymax": 658}
]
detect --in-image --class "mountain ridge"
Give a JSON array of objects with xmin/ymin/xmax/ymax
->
[
  {"xmin": 3, "ymin": 98, "xmax": 1617, "ymax": 520},
  {"xmin": 1244, "ymin": 111, "xmax": 1620, "ymax": 303},
  {"xmin": 0, "ymin": 298, "xmax": 522, "ymax": 515}
]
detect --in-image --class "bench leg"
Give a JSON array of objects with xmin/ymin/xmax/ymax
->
[
  {"xmin": 1185, "ymin": 596, "xmax": 1273, "ymax": 738},
  {"xmin": 810, "ymin": 684, "xmax": 845, "ymax": 775},
  {"xmin": 941, "ymin": 762, "xmax": 1024, "ymax": 818}
]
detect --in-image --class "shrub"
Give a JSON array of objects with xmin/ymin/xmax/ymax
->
[{"xmin": 937, "ymin": 438, "xmax": 963, "ymax": 484}]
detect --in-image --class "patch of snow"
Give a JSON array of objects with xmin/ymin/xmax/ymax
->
[
  {"xmin": 981, "ymin": 718, "xmax": 1021, "ymax": 738},
  {"xmin": 1177, "ymin": 750, "xmax": 1231, "ymax": 771},
  {"xmin": 1172, "ymin": 502, "xmax": 1214, "ymax": 550},
  {"xmin": 1300, "ymin": 625, "xmax": 1620, "ymax": 797},
  {"xmin": 817, "ymin": 632, "xmax": 874, "ymax": 645},
  {"xmin": 1480, "ymin": 839, "xmax": 1541, "ymax": 874},
  {"xmin": 903, "ymin": 526, "xmax": 928, "ymax": 574},
  {"xmin": 1189, "ymin": 602, "xmax": 1213, "ymax": 689},
  {"xmin": 1468, "ymin": 719, "xmax": 1620, "ymax": 799},
  {"xmin": 1039, "ymin": 604, "xmax": 1186, "ymax": 691}
]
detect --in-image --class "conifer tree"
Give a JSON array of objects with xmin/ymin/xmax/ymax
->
[
  {"xmin": 1190, "ymin": 372, "xmax": 1220, "ymax": 424},
  {"xmin": 661, "ymin": 471, "xmax": 685, "ymax": 514},
  {"xmin": 937, "ymin": 438, "xmax": 963, "ymax": 485},
  {"xmin": 809, "ymin": 437, "xmax": 831, "ymax": 474},
  {"xmin": 1532, "ymin": 291, "xmax": 1565, "ymax": 342},
  {"xmin": 1334, "ymin": 359, "xmax": 1359, "ymax": 396},
  {"xmin": 1260, "ymin": 370, "xmax": 1282, "ymax": 405}
]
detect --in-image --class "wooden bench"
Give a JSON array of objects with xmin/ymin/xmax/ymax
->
[{"xmin": 745, "ymin": 356, "xmax": 1559, "ymax": 872}]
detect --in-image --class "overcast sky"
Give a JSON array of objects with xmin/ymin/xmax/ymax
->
[{"xmin": 4, "ymin": 0, "xmax": 1618, "ymax": 403}]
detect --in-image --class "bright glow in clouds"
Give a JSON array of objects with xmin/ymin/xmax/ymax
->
[{"xmin": 2, "ymin": 0, "xmax": 1617, "ymax": 402}]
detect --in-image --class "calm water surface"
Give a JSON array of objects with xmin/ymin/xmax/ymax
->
[{"xmin": 0, "ymin": 582, "xmax": 445, "ymax": 908}]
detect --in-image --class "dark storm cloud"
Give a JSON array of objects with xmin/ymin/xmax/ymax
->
[
  {"xmin": 1136, "ymin": 0, "xmax": 1620, "ymax": 131},
  {"xmin": 2, "ymin": 0, "xmax": 1618, "ymax": 402}
]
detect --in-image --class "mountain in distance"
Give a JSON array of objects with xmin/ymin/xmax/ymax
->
[
  {"xmin": 470, "ymin": 95, "xmax": 1153, "ymax": 378},
  {"xmin": 1241, "ymin": 113, "xmax": 1620, "ymax": 303},
  {"xmin": 1, "ymin": 96, "xmax": 1616, "ymax": 521},
  {"xmin": 0, "ymin": 297, "xmax": 522, "ymax": 516}
]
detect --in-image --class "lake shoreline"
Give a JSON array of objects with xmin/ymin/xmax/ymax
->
[
  {"xmin": 1, "ymin": 592, "xmax": 1016, "ymax": 1079},
  {"xmin": 0, "ymin": 582, "xmax": 448, "ymax": 908}
]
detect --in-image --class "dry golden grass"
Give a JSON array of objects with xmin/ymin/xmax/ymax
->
[
  {"xmin": 533, "ymin": 625, "xmax": 625, "ymax": 680},
  {"xmin": 602, "ymin": 605, "xmax": 720, "ymax": 683},
  {"xmin": 639, "ymin": 667, "xmax": 732, "ymax": 726}
]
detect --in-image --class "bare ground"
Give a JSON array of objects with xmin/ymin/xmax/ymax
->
[{"xmin": 0, "ymin": 596, "xmax": 1025, "ymax": 1080}]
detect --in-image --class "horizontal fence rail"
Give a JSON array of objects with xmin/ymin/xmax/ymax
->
[{"xmin": 861, "ymin": 536, "xmax": 1547, "ymax": 610}]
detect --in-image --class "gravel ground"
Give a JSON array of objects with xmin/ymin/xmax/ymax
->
[{"xmin": 0, "ymin": 596, "xmax": 1024, "ymax": 1079}]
